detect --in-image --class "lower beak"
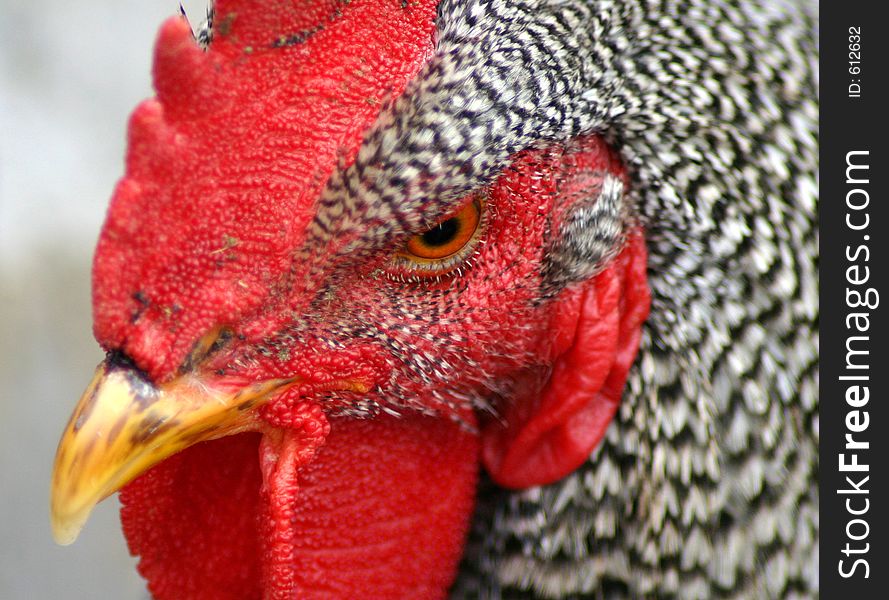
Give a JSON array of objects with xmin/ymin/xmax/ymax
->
[{"xmin": 50, "ymin": 356, "xmax": 298, "ymax": 545}]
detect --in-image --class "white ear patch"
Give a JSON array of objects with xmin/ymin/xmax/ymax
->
[{"xmin": 542, "ymin": 174, "xmax": 626, "ymax": 291}]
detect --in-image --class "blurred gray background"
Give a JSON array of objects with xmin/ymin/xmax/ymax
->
[{"xmin": 1, "ymin": 1, "xmax": 207, "ymax": 597}]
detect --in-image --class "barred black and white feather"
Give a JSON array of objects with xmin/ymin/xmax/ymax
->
[{"xmin": 406, "ymin": 1, "xmax": 820, "ymax": 598}]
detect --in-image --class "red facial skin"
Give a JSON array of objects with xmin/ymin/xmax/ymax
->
[{"xmin": 94, "ymin": 1, "xmax": 650, "ymax": 598}]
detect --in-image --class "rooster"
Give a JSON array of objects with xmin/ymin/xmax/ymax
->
[{"xmin": 51, "ymin": 0, "xmax": 818, "ymax": 598}]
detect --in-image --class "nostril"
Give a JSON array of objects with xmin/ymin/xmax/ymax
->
[
  {"xmin": 103, "ymin": 350, "xmax": 158, "ymax": 400},
  {"xmin": 178, "ymin": 326, "xmax": 236, "ymax": 375},
  {"xmin": 105, "ymin": 349, "xmax": 147, "ymax": 376}
]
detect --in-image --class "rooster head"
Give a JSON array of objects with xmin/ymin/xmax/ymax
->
[{"xmin": 51, "ymin": 1, "xmax": 650, "ymax": 597}]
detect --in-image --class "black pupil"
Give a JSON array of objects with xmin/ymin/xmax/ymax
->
[{"xmin": 421, "ymin": 218, "xmax": 460, "ymax": 247}]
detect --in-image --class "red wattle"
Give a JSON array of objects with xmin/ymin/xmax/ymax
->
[
  {"xmin": 120, "ymin": 435, "xmax": 263, "ymax": 600},
  {"xmin": 257, "ymin": 405, "xmax": 331, "ymax": 600},
  {"xmin": 120, "ymin": 412, "xmax": 479, "ymax": 599}
]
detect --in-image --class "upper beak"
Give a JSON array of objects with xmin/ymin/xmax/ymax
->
[{"xmin": 50, "ymin": 355, "xmax": 298, "ymax": 545}]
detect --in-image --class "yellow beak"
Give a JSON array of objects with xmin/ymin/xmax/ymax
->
[{"xmin": 50, "ymin": 357, "xmax": 298, "ymax": 545}]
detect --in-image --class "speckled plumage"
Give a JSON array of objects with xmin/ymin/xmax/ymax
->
[{"xmin": 428, "ymin": 1, "xmax": 820, "ymax": 598}]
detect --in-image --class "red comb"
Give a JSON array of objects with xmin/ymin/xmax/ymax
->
[{"xmin": 93, "ymin": 0, "xmax": 439, "ymax": 381}]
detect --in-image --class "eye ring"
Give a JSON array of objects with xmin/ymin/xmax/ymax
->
[{"xmin": 390, "ymin": 198, "xmax": 485, "ymax": 279}]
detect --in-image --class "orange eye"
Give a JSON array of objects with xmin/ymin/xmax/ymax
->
[{"xmin": 402, "ymin": 200, "xmax": 482, "ymax": 261}]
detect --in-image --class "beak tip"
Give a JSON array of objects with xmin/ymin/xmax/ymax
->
[
  {"xmin": 50, "ymin": 485, "xmax": 94, "ymax": 546},
  {"xmin": 50, "ymin": 509, "xmax": 87, "ymax": 546}
]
